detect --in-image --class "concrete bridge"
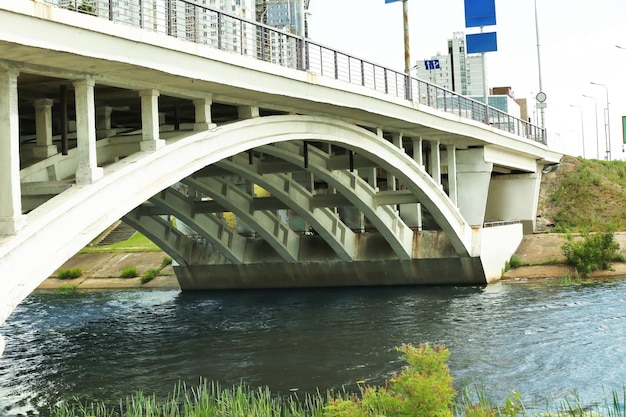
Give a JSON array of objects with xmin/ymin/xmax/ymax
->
[{"xmin": 0, "ymin": 0, "xmax": 560, "ymax": 352}]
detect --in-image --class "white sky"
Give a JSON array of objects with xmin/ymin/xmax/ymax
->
[{"xmin": 307, "ymin": 0, "xmax": 626, "ymax": 160}]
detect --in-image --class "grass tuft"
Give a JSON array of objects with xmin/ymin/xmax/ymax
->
[
  {"xmin": 57, "ymin": 268, "xmax": 83, "ymax": 279},
  {"xmin": 140, "ymin": 268, "xmax": 159, "ymax": 284},
  {"xmin": 120, "ymin": 267, "xmax": 139, "ymax": 278}
]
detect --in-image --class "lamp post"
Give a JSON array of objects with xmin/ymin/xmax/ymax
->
[
  {"xmin": 534, "ymin": 0, "xmax": 545, "ymax": 129},
  {"xmin": 569, "ymin": 104, "xmax": 586, "ymax": 159},
  {"xmin": 582, "ymin": 94, "xmax": 600, "ymax": 160},
  {"xmin": 591, "ymin": 81, "xmax": 611, "ymax": 161}
]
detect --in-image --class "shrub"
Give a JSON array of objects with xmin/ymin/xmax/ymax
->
[
  {"xmin": 561, "ymin": 230, "xmax": 620, "ymax": 276},
  {"xmin": 324, "ymin": 343, "xmax": 455, "ymax": 417},
  {"xmin": 141, "ymin": 268, "xmax": 159, "ymax": 284},
  {"xmin": 120, "ymin": 267, "xmax": 139, "ymax": 278},
  {"xmin": 57, "ymin": 268, "xmax": 83, "ymax": 279}
]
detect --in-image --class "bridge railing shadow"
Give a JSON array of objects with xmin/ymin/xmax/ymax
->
[{"xmin": 48, "ymin": 0, "xmax": 546, "ymax": 145}]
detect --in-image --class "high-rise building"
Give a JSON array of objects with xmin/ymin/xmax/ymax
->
[
  {"xmin": 415, "ymin": 32, "xmax": 484, "ymax": 96},
  {"xmin": 255, "ymin": 0, "xmax": 307, "ymax": 37}
]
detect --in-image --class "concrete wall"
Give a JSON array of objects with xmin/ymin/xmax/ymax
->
[
  {"xmin": 479, "ymin": 223, "xmax": 524, "ymax": 283},
  {"xmin": 174, "ymin": 257, "xmax": 486, "ymax": 289},
  {"xmin": 485, "ymin": 172, "xmax": 542, "ymax": 234}
]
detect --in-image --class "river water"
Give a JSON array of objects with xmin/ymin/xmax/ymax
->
[{"xmin": 1, "ymin": 280, "xmax": 626, "ymax": 415}]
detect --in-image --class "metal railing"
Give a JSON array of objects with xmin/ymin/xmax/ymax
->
[{"xmin": 47, "ymin": 0, "xmax": 546, "ymax": 144}]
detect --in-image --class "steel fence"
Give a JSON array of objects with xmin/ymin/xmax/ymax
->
[{"xmin": 47, "ymin": 0, "xmax": 546, "ymax": 144}]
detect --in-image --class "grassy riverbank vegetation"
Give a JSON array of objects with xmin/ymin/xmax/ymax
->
[
  {"xmin": 546, "ymin": 158, "xmax": 626, "ymax": 233},
  {"xmin": 49, "ymin": 344, "xmax": 626, "ymax": 417},
  {"xmin": 561, "ymin": 230, "xmax": 625, "ymax": 276}
]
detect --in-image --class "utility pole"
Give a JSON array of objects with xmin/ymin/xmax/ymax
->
[{"xmin": 403, "ymin": 0, "xmax": 410, "ymax": 74}]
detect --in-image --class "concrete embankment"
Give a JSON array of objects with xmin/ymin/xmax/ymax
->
[
  {"xmin": 39, "ymin": 251, "xmax": 180, "ymax": 290},
  {"xmin": 38, "ymin": 232, "xmax": 626, "ymax": 290}
]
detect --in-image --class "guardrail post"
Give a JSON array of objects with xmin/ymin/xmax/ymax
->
[
  {"xmin": 138, "ymin": 0, "xmax": 143, "ymax": 28},
  {"xmin": 360, "ymin": 61, "xmax": 365, "ymax": 87},
  {"xmin": 405, "ymin": 74, "xmax": 412, "ymax": 101},
  {"xmin": 166, "ymin": 0, "xmax": 172, "ymax": 36}
]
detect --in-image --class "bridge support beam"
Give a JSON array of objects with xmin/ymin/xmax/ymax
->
[
  {"xmin": 96, "ymin": 105, "xmax": 115, "ymax": 139},
  {"xmin": 74, "ymin": 77, "xmax": 104, "ymax": 185},
  {"xmin": 32, "ymin": 98, "xmax": 58, "ymax": 159},
  {"xmin": 399, "ymin": 136, "xmax": 423, "ymax": 229},
  {"xmin": 485, "ymin": 168, "xmax": 543, "ymax": 234},
  {"xmin": 429, "ymin": 140, "xmax": 441, "ymax": 186},
  {"xmin": 0, "ymin": 66, "xmax": 26, "ymax": 235},
  {"xmin": 456, "ymin": 148, "xmax": 493, "ymax": 227},
  {"xmin": 139, "ymin": 89, "xmax": 166, "ymax": 151},
  {"xmin": 446, "ymin": 145, "xmax": 458, "ymax": 205},
  {"xmin": 193, "ymin": 96, "xmax": 216, "ymax": 131}
]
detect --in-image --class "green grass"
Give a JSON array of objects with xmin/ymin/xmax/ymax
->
[
  {"xmin": 120, "ymin": 267, "xmax": 139, "ymax": 278},
  {"xmin": 81, "ymin": 232, "xmax": 161, "ymax": 254},
  {"xmin": 57, "ymin": 268, "xmax": 83, "ymax": 279},
  {"xmin": 140, "ymin": 268, "xmax": 159, "ymax": 284},
  {"xmin": 57, "ymin": 284, "xmax": 79, "ymax": 294},
  {"xmin": 550, "ymin": 158, "xmax": 626, "ymax": 232}
]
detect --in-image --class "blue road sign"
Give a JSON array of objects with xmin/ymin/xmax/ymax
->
[
  {"xmin": 424, "ymin": 59, "xmax": 441, "ymax": 70},
  {"xmin": 385, "ymin": 0, "xmax": 402, "ymax": 3},
  {"xmin": 464, "ymin": 0, "xmax": 496, "ymax": 27},
  {"xmin": 466, "ymin": 32, "xmax": 498, "ymax": 53}
]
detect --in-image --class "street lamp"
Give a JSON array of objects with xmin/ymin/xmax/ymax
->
[
  {"xmin": 534, "ymin": 0, "xmax": 545, "ymax": 129},
  {"xmin": 590, "ymin": 81, "xmax": 611, "ymax": 161},
  {"xmin": 569, "ymin": 104, "xmax": 586, "ymax": 159},
  {"xmin": 582, "ymin": 94, "xmax": 600, "ymax": 159}
]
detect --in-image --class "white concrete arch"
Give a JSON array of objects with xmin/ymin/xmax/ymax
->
[
  {"xmin": 0, "ymin": 114, "xmax": 472, "ymax": 330},
  {"xmin": 258, "ymin": 141, "xmax": 415, "ymax": 260},
  {"xmin": 209, "ymin": 154, "xmax": 358, "ymax": 262},
  {"xmin": 148, "ymin": 187, "xmax": 247, "ymax": 264}
]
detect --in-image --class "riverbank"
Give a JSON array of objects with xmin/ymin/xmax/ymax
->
[
  {"xmin": 501, "ymin": 232, "xmax": 626, "ymax": 281},
  {"xmin": 40, "ymin": 251, "xmax": 180, "ymax": 290},
  {"xmin": 39, "ymin": 232, "xmax": 626, "ymax": 290}
]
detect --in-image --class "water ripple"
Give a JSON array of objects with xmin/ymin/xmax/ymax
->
[{"xmin": 1, "ymin": 283, "xmax": 626, "ymax": 414}]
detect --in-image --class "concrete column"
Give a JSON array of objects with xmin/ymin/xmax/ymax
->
[
  {"xmin": 237, "ymin": 105, "xmax": 260, "ymax": 119},
  {"xmin": 485, "ymin": 166, "xmax": 542, "ymax": 234},
  {"xmin": 360, "ymin": 167, "xmax": 377, "ymax": 189},
  {"xmin": 32, "ymin": 98, "xmax": 58, "ymax": 159},
  {"xmin": 429, "ymin": 140, "xmax": 441, "ymax": 185},
  {"xmin": 456, "ymin": 148, "xmax": 493, "ymax": 227},
  {"xmin": 412, "ymin": 137, "xmax": 424, "ymax": 166},
  {"xmin": 96, "ymin": 105, "xmax": 113, "ymax": 139},
  {"xmin": 193, "ymin": 96, "xmax": 216, "ymax": 131},
  {"xmin": 446, "ymin": 145, "xmax": 457, "ymax": 206},
  {"xmin": 74, "ymin": 78, "xmax": 104, "ymax": 185},
  {"xmin": 387, "ymin": 132, "xmax": 403, "ymax": 191},
  {"xmin": 398, "ymin": 136, "xmax": 424, "ymax": 230},
  {"xmin": 0, "ymin": 67, "xmax": 27, "ymax": 235},
  {"xmin": 139, "ymin": 89, "xmax": 165, "ymax": 151}
]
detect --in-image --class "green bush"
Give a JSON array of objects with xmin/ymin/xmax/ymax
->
[
  {"xmin": 120, "ymin": 266, "xmax": 139, "ymax": 278},
  {"xmin": 57, "ymin": 268, "xmax": 83, "ymax": 279},
  {"xmin": 324, "ymin": 343, "xmax": 455, "ymax": 417},
  {"xmin": 141, "ymin": 268, "xmax": 159, "ymax": 284},
  {"xmin": 561, "ymin": 230, "xmax": 620, "ymax": 276}
]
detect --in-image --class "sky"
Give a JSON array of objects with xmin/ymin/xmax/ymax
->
[{"xmin": 307, "ymin": 0, "xmax": 626, "ymax": 160}]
